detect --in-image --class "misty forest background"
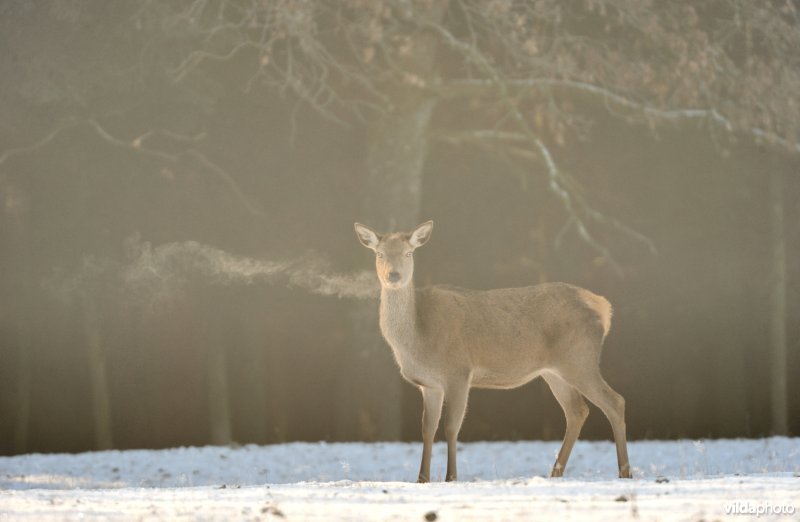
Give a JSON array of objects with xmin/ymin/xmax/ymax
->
[{"xmin": 1, "ymin": 0, "xmax": 799, "ymax": 456}]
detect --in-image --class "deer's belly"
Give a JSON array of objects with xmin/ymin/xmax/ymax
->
[{"xmin": 471, "ymin": 366, "xmax": 543, "ymax": 389}]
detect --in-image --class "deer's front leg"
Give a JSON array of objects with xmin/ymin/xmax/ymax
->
[
  {"xmin": 444, "ymin": 380, "xmax": 470, "ymax": 482},
  {"xmin": 417, "ymin": 386, "xmax": 444, "ymax": 483}
]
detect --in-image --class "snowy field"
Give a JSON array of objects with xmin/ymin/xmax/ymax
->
[{"xmin": 1, "ymin": 438, "xmax": 798, "ymax": 521}]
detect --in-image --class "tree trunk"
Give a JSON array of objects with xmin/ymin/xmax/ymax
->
[
  {"xmin": 205, "ymin": 302, "xmax": 234, "ymax": 445},
  {"xmin": 235, "ymin": 312, "xmax": 269, "ymax": 443},
  {"xmin": 13, "ymin": 324, "xmax": 32, "ymax": 454},
  {"xmin": 768, "ymin": 169, "xmax": 788, "ymax": 435},
  {"xmin": 207, "ymin": 345, "xmax": 234, "ymax": 445},
  {"xmin": 6, "ymin": 184, "xmax": 33, "ymax": 454},
  {"xmin": 336, "ymin": 1, "xmax": 447, "ymax": 441},
  {"xmin": 82, "ymin": 293, "xmax": 114, "ymax": 450},
  {"xmin": 713, "ymin": 290, "xmax": 748, "ymax": 436}
]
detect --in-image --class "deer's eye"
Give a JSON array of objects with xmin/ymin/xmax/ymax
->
[
  {"xmin": 376, "ymin": 252, "xmax": 384, "ymax": 258},
  {"xmin": 406, "ymin": 252, "xmax": 413, "ymax": 257}
]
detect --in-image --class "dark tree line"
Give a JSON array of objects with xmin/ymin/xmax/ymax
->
[{"xmin": 0, "ymin": 1, "xmax": 798, "ymax": 454}]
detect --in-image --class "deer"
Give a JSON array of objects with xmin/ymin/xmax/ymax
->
[{"xmin": 354, "ymin": 220, "xmax": 632, "ymax": 482}]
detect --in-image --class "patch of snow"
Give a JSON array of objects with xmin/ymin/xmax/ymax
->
[{"xmin": 1, "ymin": 438, "xmax": 798, "ymax": 520}]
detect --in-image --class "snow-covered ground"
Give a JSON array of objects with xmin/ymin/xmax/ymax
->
[{"xmin": 1, "ymin": 438, "xmax": 798, "ymax": 521}]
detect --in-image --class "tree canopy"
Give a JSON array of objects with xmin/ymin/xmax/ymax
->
[{"xmin": 5, "ymin": 0, "xmax": 799, "ymax": 267}]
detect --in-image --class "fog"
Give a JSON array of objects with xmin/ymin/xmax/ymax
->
[{"xmin": 0, "ymin": 1, "xmax": 797, "ymax": 455}]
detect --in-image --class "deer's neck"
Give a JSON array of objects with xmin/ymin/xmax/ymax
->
[{"xmin": 379, "ymin": 282, "xmax": 419, "ymax": 351}]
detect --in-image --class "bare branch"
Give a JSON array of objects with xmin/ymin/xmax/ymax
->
[
  {"xmin": 435, "ymin": 129, "xmax": 529, "ymax": 145},
  {"xmin": 132, "ymin": 129, "xmax": 207, "ymax": 147},
  {"xmin": 172, "ymin": 41, "xmax": 261, "ymax": 83},
  {"xmin": 435, "ymin": 126, "xmax": 656, "ymax": 273},
  {"xmin": 157, "ymin": 0, "xmax": 390, "ymax": 122},
  {"xmin": 86, "ymin": 120, "xmax": 266, "ymax": 219},
  {"xmin": 440, "ymin": 78, "xmax": 800, "ymax": 155},
  {"xmin": 496, "ymin": 98, "xmax": 616, "ymax": 270},
  {"xmin": 1, "ymin": 120, "xmax": 266, "ymax": 219},
  {"xmin": 0, "ymin": 121, "xmax": 84, "ymax": 167},
  {"xmin": 531, "ymin": 138, "xmax": 623, "ymax": 276},
  {"xmin": 86, "ymin": 119, "xmax": 177, "ymax": 162}
]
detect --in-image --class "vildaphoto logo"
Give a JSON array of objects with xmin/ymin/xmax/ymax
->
[{"xmin": 724, "ymin": 501, "xmax": 796, "ymax": 517}]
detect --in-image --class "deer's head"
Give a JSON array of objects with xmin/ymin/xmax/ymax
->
[{"xmin": 354, "ymin": 221, "xmax": 433, "ymax": 290}]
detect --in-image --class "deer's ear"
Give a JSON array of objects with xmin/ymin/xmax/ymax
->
[
  {"xmin": 409, "ymin": 220, "xmax": 433, "ymax": 248},
  {"xmin": 354, "ymin": 223, "xmax": 380, "ymax": 249}
]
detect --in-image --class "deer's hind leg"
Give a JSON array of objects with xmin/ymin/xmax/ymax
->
[
  {"xmin": 559, "ymin": 363, "xmax": 632, "ymax": 479},
  {"xmin": 543, "ymin": 372, "xmax": 590, "ymax": 478}
]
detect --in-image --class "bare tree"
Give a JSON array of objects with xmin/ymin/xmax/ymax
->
[
  {"xmin": 131, "ymin": 0, "xmax": 800, "ymax": 439},
  {"xmin": 144, "ymin": 0, "xmax": 799, "ymax": 250}
]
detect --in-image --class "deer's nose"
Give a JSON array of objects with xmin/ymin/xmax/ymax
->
[{"xmin": 388, "ymin": 271, "xmax": 401, "ymax": 283}]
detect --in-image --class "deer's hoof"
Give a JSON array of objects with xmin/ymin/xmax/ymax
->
[
  {"xmin": 619, "ymin": 467, "xmax": 632, "ymax": 479},
  {"xmin": 549, "ymin": 467, "xmax": 564, "ymax": 478},
  {"xmin": 417, "ymin": 476, "xmax": 430, "ymax": 484},
  {"xmin": 445, "ymin": 474, "xmax": 457, "ymax": 482}
]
